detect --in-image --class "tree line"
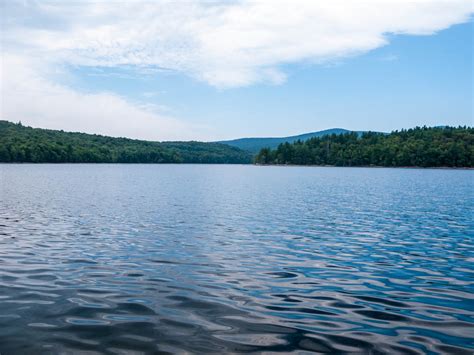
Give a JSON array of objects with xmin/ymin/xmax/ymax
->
[
  {"xmin": 255, "ymin": 126, "xmax": 473, "ymax": 167},
  {"xmin": 0, "ymin": 121, "xmax": 252, "ymax": 164}
]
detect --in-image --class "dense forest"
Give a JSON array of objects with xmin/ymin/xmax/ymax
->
[
  {"xmin": 255, "ymin": 127, "xmax": 473, "ymax": 167},
  {"xmin": 0, "ymin": 121, "xmax": 252, "ymax": 164}
]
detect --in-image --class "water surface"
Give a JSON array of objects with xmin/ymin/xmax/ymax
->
[{"xmin": 0, "ymin": 165, "xmax": 473, "ymax": 354}]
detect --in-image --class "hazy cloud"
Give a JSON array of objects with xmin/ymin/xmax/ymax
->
[{"xmin": 0, "ymin": 54, "xmax": 208, "ymax": 141}]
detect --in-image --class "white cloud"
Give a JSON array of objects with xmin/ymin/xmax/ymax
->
[
  {"xmin": 1, "ymin": 0, "xmax": 472, "ymax": 139},
  {"xmin": 3, "ymin": 0, "xmax": 471, "ymax": 88}
]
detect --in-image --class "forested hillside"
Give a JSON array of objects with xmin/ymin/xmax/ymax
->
[
  {"xmin": 2, "ymin": 122, "xmax": 472, "ymax": 167},
  {"xmin": 0, "ymin": 121, "xmax": 252, "ymax": 164},
  {"xmin": 255, "ymin": 127, "xmax": 473, "ymax": 167}
]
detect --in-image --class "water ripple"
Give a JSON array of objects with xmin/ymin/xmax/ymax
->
[{"xmin": 0, "ymin": 164, "xmax": 473, "ymax": 353}]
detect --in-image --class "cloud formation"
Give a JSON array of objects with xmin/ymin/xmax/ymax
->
[
  {"xmin": 1, "ymin": 0, "xmax": 472, "ymax": 139},
  {"xmin": 4, "ymin": 0, "xmax": 472, "ymax": 87}
]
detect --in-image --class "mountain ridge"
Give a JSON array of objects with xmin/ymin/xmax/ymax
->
[{"xmin": 217, "ymin": 128, "xmax": 374, "ymax": 153}]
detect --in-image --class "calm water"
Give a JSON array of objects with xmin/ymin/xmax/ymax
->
[{"xmin": 0, "ymin": 164, "xmax": 473, "ymax": 354}]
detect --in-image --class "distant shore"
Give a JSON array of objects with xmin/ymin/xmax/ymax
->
[{"xmin": 254, "ymin": 164, "xmax": 474, "ymax": 170}]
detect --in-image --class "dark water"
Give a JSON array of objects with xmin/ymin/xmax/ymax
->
[{"xmin": 0, "ymin": 165, "xmax": 473, "ymax": 354}]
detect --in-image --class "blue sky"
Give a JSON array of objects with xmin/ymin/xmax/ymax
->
[{"xmin": 2, "ymin": 1, "xmax": 473, "ymax": 141}]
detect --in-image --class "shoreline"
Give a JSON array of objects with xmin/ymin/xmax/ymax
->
[
  {"xmin": 0, "ymin": 162, "xmax": 473, "ymax": 170},
  {"xmin": 253, "ymin": 164, "xmax": 474, "ymax": 170}
]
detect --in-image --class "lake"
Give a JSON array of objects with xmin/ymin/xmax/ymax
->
[{"xmin": 0, "ymin": 164, "xmax": 473, "ymax": 354}]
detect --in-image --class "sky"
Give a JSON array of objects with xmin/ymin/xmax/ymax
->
[{"xmin": 1, "ymin": 0, "xmax": 473, "ymax": 141}]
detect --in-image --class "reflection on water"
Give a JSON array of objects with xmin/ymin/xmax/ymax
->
[{"xmin": 0, "ymin": 164, "xmax": 473, "ymax": 353}]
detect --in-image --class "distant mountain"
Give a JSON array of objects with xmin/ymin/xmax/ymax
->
[
  {"xmin": 217, "ymin": 128, "xmax": 369, "ymax": 153},
  {"xmin": 0, "ymin": 120, "xmax": 252, "ymax": 164}
]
